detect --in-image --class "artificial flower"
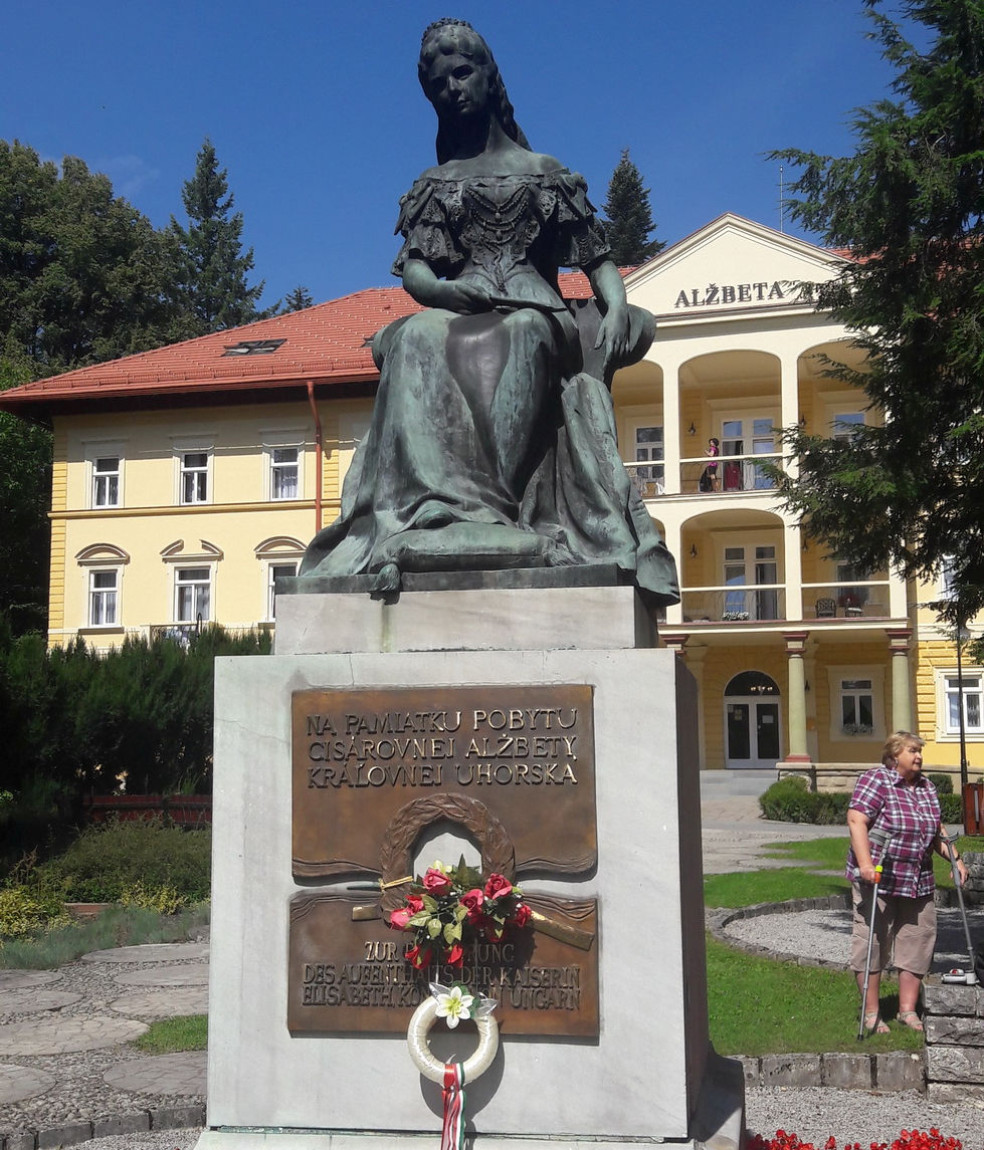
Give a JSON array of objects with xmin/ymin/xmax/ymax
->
[{"xmin": 434, "ymin": 984, "xmax": 474, "ymax": 1029}]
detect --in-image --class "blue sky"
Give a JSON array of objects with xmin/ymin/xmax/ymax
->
[{"xmin": 4, "ymin": 1, "xmax": 906, "ymax": 311}]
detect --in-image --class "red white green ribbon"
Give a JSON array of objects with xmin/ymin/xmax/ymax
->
[{"xmin": 440, "ymin": 1062, "xmax": 466, "ymax": 1150}]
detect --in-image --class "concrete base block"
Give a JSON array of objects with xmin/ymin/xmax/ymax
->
[
  {"xmin": 4, "ymin": 1134, "xmax": 37, "ymax": 1150},
  {"xmin": 874, "ymin": 1051, "xmax": 925, "ymax": 1091},
  {"xmin": 927, "ymin": 1082, "xmax": 984, "ymax": 1104},
  {"xmin": 737, "ymin": 1056, "xmax": 761, "ymax": 1089},
  {"xmin": 926, "ymin": 1016, "xmax": 984, "ymax": 1045},
  {"xmin": 924, "ymin": 982, "xmax": 982, "ymax": 1017},
  {"xmin": 926, "ymin": 1044, "xmax": 984, "ymax": 1083},
  {"xmin": 198, "ymin": 631, "xmax": 722, "ymax": 1147},
  {"xmin": 151, "ymin": 1104, "xmax": 207, "ymax": 1130},
  {"xmin": 821, "ymin": 1052, "xmax": 872, "ymax": 1090},
  {"xmin": 274, "ymin": 584, "xmax": 657, "ymax": 655},
  {"xmin": 760, "ymin": 1054, "xmax": 821, "ymax": 1087}
]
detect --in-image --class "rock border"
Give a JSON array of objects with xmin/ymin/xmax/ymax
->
[
  {"xmin": 0, "ymin": 1105, "xmax": 204, "ymax": 1150},
  {"xmin": 707, "ymin": 893, "xmax": 928, "ymax": 1093}
]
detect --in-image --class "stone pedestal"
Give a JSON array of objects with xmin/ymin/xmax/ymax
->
[{"xmin": 195, "ymin": 587, "xmax": 743, "ymax": 1149}]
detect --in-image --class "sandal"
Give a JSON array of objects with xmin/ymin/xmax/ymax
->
[
  {"xmin": 897, "ymin": 1010, "xmax": 923, "ymax": 1032},
  {"xmin": 864, "ymin": 1011, "xmax": 890, "ymax": 1034}
]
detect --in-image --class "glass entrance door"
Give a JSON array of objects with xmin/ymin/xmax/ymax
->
[{"xmin": 724, "ymin": 672, "xmax": 782, "ymax": 768}]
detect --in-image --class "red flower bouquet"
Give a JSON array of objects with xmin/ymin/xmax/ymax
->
[{"xmin": 388, "ymin": 858, "xmax": 531, "ymax": 968}]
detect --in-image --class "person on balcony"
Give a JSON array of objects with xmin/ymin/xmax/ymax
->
[{"xmin": 846, "ymin": 731, "xmax": 967, "ymax": 1033}]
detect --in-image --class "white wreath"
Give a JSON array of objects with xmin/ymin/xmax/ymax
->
[{"xmin": 406, "ymin": 995, "xmax": 499, "ymax": 1084}]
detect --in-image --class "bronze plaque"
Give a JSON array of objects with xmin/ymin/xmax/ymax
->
[
  {"xmin": 288, "ymin": 891, "xmax": 598, "ymax": 1036},
  {"xmin": 292, "ymin": 685, "xmax": 596, "ymax": 880}
]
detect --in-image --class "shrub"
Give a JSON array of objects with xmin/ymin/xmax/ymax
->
[
  {"xmin": 940, "ymin": 793, "xmax": 963, "ymax": 823},
  {"xmin": 0, "ymin": 886, "xmax": 69, "ymax": 941},
  {"xmin": 928, "ymin": 772, "xmax": 954, "ymax": 795},
  {"xmin": 759, "ymin": 777, "xmax": 852, "ymax": 825},
  {"xmin": 38, "ymin": 818, "xmax": 211, "ymax": 904}
]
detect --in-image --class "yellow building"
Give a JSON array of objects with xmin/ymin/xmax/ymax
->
[{"xmin": 1, "ymin": 214, "xmax": 978, "ymax": 776}]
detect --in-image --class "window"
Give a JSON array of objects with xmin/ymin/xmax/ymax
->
[
  {"xmin": 175, "ymin": 567, "xmax": 211, "ymax": 623},
  {"xmin": 939, "ymin": 556, "xmax": 958, "ymax": 601},
  {"xmin": 268, "ymin": 562, "xmax": 297, "ymax": 620},
  {"xmin": 270, "ymin": 447, "xmax": 300, "ymax": 500},
  {"xmin": 719, "ymin": 417, "xmax": 776, "ymax": 490},
  {"xmin": 840, "ymin": 679, "xmax": 874, "ymax": 735},
  {"xmin": 832, "ymin": 412, "xmax": 865, "ymax": 442},
  {"xmin": 92, "ymin": 456, "xmax": 121, "ymax": 508},
  {"xmin": 89, "ymin": 570, "xmax": 118, "ymax": 626},
  {"xmin": 943, "ymin": 673, "xmax": 983, "ymax": 735},
  {"xmin": 722, "ymin": 544, "xmax": 779, "ymax": 621},
  {"xmin": 180, "ymin": 452, "xmax": 210, "ymax": 504},
  {"xmin": 633, "ymin": 425, "xmax": 664, "ymax": 492}
]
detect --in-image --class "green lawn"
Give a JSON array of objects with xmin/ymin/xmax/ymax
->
[{"xmin": 134, "ymin": 1014, "xmax": 207, "ymax": 1053}]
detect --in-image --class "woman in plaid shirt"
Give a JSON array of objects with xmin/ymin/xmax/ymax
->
[{"xmin": 846, "ymin": 731, "xmax": 968, "ymax": 1033}]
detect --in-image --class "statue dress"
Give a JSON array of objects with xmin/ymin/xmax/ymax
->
[{"xmin": 299, "ymin": 166, "xmax": 679, "ymax": 605}]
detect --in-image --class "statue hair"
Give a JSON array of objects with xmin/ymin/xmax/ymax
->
[{"xmin": 418, "ymin": 19, "xmax": 532, "ymax": 164}]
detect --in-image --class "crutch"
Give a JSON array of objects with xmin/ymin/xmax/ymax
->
[
  {"xmin": 857, "ymin": 863, "xmax": 884, "ymax": 1041},
  {"xmin": 941, "ymin": 832, "xmax": 979, "ymax": 985}
]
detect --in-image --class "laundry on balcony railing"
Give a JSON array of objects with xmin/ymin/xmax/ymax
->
[{"xmin": 683, "ymin": 450, "xmax": 783, "ymax": 494}]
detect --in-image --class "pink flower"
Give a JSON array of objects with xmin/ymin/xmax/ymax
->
[
  {"xmin": 406, "ymin": 894, "xmax": 424, "ymax": 914},
  {"xmin": 484, "ymin": 873, "xmax": 512, "ymax": 900},
  {"xmin": 389, "ymin": 907, "xmax": 412, "ymax": 931},
  {"xmin": 423, "ymin": 868, "xmax": 453, "ymax": 896},
  {"xmin": 446, "ymin": 942, "xmax": 464, "ymax": 967}
]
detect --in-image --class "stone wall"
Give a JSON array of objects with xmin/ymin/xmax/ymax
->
[{"xmin": 923, "ymin": 979, "xmax": 984, "ymax": 1103}]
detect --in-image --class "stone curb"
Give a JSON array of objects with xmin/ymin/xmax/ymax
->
[
  {"xmin": 706, "ymin": 892, "xmax": 853, "ymax": 971},
  {"xmin": 0, "ymin": 1105, "xmax": 205, "ymax": 1150},
  {"xmin": 735, "ymin": 1050, "xmax": 926, "ymax": 1093},
  {"xmin": 708, "ymin": 895, "xmax": 928, "ymax": 1093}
]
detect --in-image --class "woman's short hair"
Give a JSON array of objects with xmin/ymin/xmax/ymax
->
[{"xmin": 882, "ymin": 730, "xmax": 925, "ymax": 765}]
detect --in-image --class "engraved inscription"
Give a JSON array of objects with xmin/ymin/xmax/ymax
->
[{"xmin": 292, "ymin": 686, "xmax": 596, "ymax": 880}]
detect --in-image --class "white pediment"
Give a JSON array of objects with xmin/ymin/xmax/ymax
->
[{"xmin": 624, "ymin": 213, "xmax": 847, "ymax": 322}]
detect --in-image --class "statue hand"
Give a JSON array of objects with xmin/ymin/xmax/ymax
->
[
  {"xmin": 437, "ymin": 281, "xmax": 493, "ymax": 315},
  {"xmin": 594, "ymin": 303, "xmax": 631, "ymax": 363}
]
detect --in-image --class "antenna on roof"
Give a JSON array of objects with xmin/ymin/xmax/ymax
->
[{"xmin": 779, "ymin": 164, "xmax": 785, "ymax": 234}]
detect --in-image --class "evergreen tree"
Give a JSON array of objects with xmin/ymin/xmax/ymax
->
[
  {"xmin": 601, "ymin": 149, "xmax": 664, "ymax": 266},
  {"xmin": 771, "ymin": 0, "xmax": 984, "ymax": 626},
  {"xmin": 168, "ymin": 139, "xmax": 264, "ymax": 335},
  {"xmin": 282, "ymin": 285, "xmax": 314, "ymax": 312}
]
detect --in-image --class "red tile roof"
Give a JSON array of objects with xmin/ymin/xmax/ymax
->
[{"xmin": 0, "ymin": 272, "xmax": 596, "ymax": 417}]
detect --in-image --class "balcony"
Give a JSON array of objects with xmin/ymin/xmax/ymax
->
[
  {"xmin": 149, "ymin": 622, "xmax": 201, "ymax": 647},
  {"xmin": 802, "ymin": 581, "xmax": 893, "ymax": 621},
  {"xmin": 622, "ymin": 453, "xmax": 786, "ymax": 498},
  {"xmin": 681, "ymin": 585, "xmax": 787, "ymax": 624},
  {"xmin": 681, "ymin": 451, "xmax": 783, "ymax": 495}
]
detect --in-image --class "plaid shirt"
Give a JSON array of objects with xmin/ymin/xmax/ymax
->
[{"xmin": 846, "ymin": 765, "xmax": 941, "ymax": 898}]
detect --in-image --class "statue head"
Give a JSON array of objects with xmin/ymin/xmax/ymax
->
[{"xmin": 418, "ymin": 19, "xmax": 531, "ymax": 163}]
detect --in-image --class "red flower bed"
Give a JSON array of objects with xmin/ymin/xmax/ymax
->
[{"xmin": 748, "ymin": 1130, "xmax": 962, "ymax": 1150}]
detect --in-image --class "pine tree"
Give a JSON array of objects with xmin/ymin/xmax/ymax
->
[
  {"xmin": 168, "ymin": 139, "xmax": 264, "ymax": 335},
  {"xmin": 771, "ymin": 0, "xmax": 984, "ymax": 627},
  {"xmin": 282, "ymin": 286, "xmax": 314, "ymax": 313},
  {"xmin": 601, "ymin": 149, "xmax": 664, "ymax": 266}
]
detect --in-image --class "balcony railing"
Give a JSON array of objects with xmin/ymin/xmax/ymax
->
[
  {"xmin": 802, "ymin": 582, "xmax": 893, "ymax": 620},
  {"xmin": 681, "ymin": 586, "xmax": 787, "ymax": 624},
  {"xmin": 681, "ymin": 451, "xmax": 784, "ymax": 495},
  {"xmin": 149, "ymin": 622, "xmax": 201, "ymax": 647},
  {"xmin": 621, "ymin": 453, "xmax": 786, "ymax": 497}
]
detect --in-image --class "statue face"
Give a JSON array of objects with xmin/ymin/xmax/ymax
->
[{"xmin": 421, "ymin": 36, "xmax": 491, "ymax": 122}]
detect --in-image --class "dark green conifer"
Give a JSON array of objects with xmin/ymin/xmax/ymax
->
[{"xmin": 601, "ymin": 149, "xmax": 664, "ymax": 266}]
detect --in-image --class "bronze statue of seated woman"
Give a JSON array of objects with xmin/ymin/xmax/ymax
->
[{"xmin": 300, "ymin": 19, "xmax": 678, "ymax": 605}]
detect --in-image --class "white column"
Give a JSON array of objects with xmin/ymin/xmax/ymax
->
[
  {"xmin": 662, "ymin": 514, "xmax": 684, "ymax": 625},
  {"xmin": 661, "ymin": 359, "xmax": 681, "ymax": 496},
  {"xmin": 779, "ymin": 353, "xmax": 801, "ymax": 483},
  {"xmin": 783, "ymin": 521, "xmax": 804, "ymax": 622}
]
